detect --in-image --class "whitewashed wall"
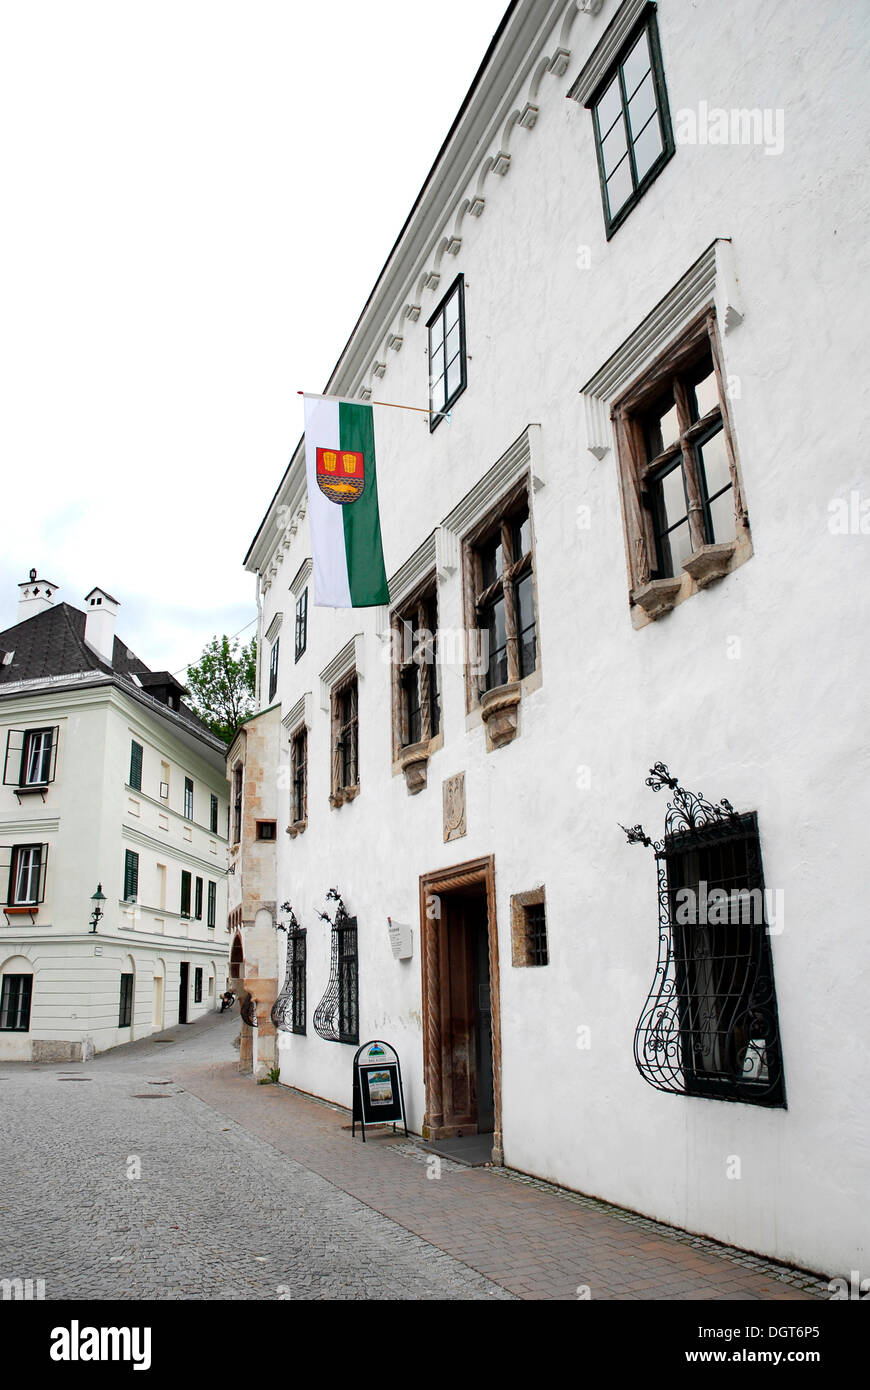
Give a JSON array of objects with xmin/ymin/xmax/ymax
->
[{"xmin": 253, "ymin": 0, "xmax": 869, "ymax": 1276}]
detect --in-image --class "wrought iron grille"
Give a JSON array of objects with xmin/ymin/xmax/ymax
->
[
  {"xmin": 313, "ymin": 888, "xmax": 359, "ymax": 1044},
  {"xmin": 621, "ymin": 763, "xmax": 785, "ymax": 1107},
  {"xmin": 271, "ymin": 903, "xmax": 306, "ymax": 1034},
  {"xmin": 239, "ymin": 992, "xmax": 258, "ymax": 1027}
]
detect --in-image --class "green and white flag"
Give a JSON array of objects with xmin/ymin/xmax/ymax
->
[{"xmin": 303, "ymin": 394, "xmax": 390, "ymax": 608}]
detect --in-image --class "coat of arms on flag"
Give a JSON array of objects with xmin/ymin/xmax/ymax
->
[{"xmin": 303, "ymin": 394, "xmax": 390, "ymax": 608}]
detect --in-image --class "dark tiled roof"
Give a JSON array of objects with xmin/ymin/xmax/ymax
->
[{"xmin": 0, "ymin": 602, "xmax": 220, "ymax": 745}]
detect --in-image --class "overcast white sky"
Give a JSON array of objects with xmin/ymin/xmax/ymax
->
[{"xmin": 0, "ymin": 0, "xmax": 508, "ymax": 675}]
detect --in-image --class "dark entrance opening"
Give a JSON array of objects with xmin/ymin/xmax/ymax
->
[
  {"xmin": 436, "ymin": 887, "xmax": 493, "ymax": 1136},
  {"xmin": 178, "ymin": 962, "xmax": 189, "ymax": 1024}
]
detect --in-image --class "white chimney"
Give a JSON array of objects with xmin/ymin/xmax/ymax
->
[
  {"xmin": 17, "ymin": 568, "xmax": 59, "ymax": 622},
  {"xmin": 83, "ymin": 587, "xmax": 120, "ymax": 665}
]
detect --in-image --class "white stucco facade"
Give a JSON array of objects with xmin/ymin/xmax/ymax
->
[
  {"xmin": 0, "ymin": 660, "xmax": 230, "ymax": 1060},
  {"xmin": 240, "ymin": 0, "xmax": 869, "ymax": 1278}
]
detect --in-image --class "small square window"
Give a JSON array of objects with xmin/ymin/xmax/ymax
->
[
  {"xmin": 511, "ymin": 889, "xmax": 548, "ymax": 967},
  {"xmin": 588, "ymin": 10, "xmax": 674, "ymax": 238},
  {"xmin": 427, "ymin": 276, "xmax": 467, "ymax": 430},
  {"xmin": 256, "ymin": 820, "xmax": 277, "ymax": 841}
]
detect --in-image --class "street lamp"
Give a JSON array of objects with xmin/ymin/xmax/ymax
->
[{"xmin": 89, "ymin": 883, "xmax": 106, "ymax": 933}]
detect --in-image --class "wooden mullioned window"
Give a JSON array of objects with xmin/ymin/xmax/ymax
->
[
  {"xmin": 330, "ymin": 674, "xmax": 359, "ymax": 807},
  {"xmin": 391, "ymin": 587, "xmax": 440, "ymax": 754},
  {"xmin": 612, "ymin": 309, "xmax": 750, "ymax": 620},
  {"xmin": 289, "ymin": 725, "xmax": 308, "ymax": 831},
  {"xmin": 465, "ymin": 482, "xmax": 537, "ymax": 703}
]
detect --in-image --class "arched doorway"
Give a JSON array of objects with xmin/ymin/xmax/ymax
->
[{"xmin": 229, "ymin": 934, "xmax": 244, "ymax": 982}]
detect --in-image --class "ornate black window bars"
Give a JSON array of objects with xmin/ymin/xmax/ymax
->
[
  {"xmin": 312, "ymin": 888, "xmax": 359, "ymax": 1044},
  {"xmin": 621, "ymin": 763, "xmax": 785, "ymax": 1107},
  {"xmin": 271, "ymin": 902, "xmax": 306, "ymax": 1035}
]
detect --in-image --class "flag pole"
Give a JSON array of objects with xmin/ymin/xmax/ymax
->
[{"xmin": 298, "ymin": 390, "xmax": 448, "ymax": 419}]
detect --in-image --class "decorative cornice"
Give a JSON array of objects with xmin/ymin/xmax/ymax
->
[
  {"xmin": 289, "ymin": 557, "xmax": 313, "ymax": 597},
  {"xmin": 442, "ymin": 424, "xmax": 544, "ymax": 538},
  {"xmin": 282, "ymin": 691, "xmax": 312, "ymax": 734},
  {"xmin": 388, "ymin": 532, "xmax": 437, "ymax": 608},
  {"xmin": 567, "ymin": 0, "xmax": 650, "ymax": 106},
  {"xmin": 579, "ymin": 239, "xmax": 743, "ymax": 459},
  {"xmin": 264, "ymin": 612, "xmax": 283, "ymax": 644},
  {"xmin": 319, "ymin": 635, "xmax": 363, "ymax": 710}
]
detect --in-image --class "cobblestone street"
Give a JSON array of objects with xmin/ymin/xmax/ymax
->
[{"xmin": 0, "ymin": 1013, "xmax": 828, "ymax": 1302}]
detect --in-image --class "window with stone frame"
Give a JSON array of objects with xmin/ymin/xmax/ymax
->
[
  {"xmin": 289, "ymin": 725, "xmax": 308, "ymax": 831},
  {"xmin": 329, "ymin": 672, "xmax": 359, "ymax": 807},
  {"xmin": 464, "ymin": 479, "xmax": 538, "ymax": 711},
  {"xmin": 391, "ymin": 580, "xmax": 441, "ymax": 774},
  {"xmin": 611, "ymin": 309, "xmax": 750, "ymax": 621},
  {"xmin": 511, "ymin": 888, "xmax": 548, "ymax": 967}
]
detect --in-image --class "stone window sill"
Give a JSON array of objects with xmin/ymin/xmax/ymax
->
[
  {"xmin": 329, "ymin": 785, "xmax": 360, "ymax": 810},
  {"xmin": 681, "ymin": 540, "xmax": 737, "ymax": 589},
  {"xmin": 397, "ymin": 741, "xmax": 431, "ymax": 795},
  {"xmin": 480, "ymin": 681, "xmax": 522, "ymax": 751},
  {"xmin": 286, "ymin": 818, "xmax": 308, "ymax": 838},
  {"xmin": 631, "ymin": 577, "xmax": 683, "ymax": 621}
]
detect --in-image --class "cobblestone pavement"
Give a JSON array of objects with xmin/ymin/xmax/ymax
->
[
  {"xmin": 0, "ymin": 1014, "xmax": 511, "ymax": 1301},
  {"xmin": 0, "ymin": 1013, "xmax": 830, "ymax": 1302}
]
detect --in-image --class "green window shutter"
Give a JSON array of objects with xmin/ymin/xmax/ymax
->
[
  {"xmin": 180, "ymin": 870, "xmax": 191, "ymax": 916},
  {"xmin": 124, "ymin": 850, "xmax": 139, "ymax": 901},
  {"xmin": 129, "ymin": 741, "xmax": 143, "ymax": 791}
]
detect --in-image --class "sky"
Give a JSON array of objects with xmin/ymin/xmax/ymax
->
[{"xmin": 0, "ymin": 0, "xmax": 508, "ymax": 676}]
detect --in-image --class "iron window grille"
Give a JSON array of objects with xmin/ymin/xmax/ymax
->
[
  {"xmin": 194, "ymin": 967, "xmax": 203, "ymax": 1004},
  {"xmin": 467, "ymin": 483, "xmax": 537, "ymax": 698},
  {"xmin": 207, "ymin": 881, "xmax": 216, "ymax": 929},
  {"xmin": 622, "ymin": 763, "xmax": 785, "ymax": 1107},
  {"xmin": 511, "ymin": 889, "xmax": 548, "ymax": 967},
  {"xmin": 3, "ymin": 727, "xmax": 58, "ymax": 791},
  {"xmin": 611, "ymin": 309, "xmax": 748, "ymax": 599},
  {"xmin": 183, "ymin": 777, "xmax": 194, "ymax": 821},
  {"xmin": 210, "ymin": 794, "xmax": 219, "ymax": 834},
  {"xmin": 427, "ymin": 274, "xmax": 467, "ymax": 430},
  {"xmin": 313, "ymin": 889, "xmax": 358, "ymax": 1044},
  {"xmin": 180, "ymin": 870, "xmax": 192, "ymax": 918},
  {"xmin": 271, "ymin": 904, "xmax": 306, "ymax": 1035},
  {"xmin": 269, "ymin": 637, "xmax": 280, "ymax": 703},
  {"xmin": 119, "ymin": 973, "xmax": 133, "ymax": 1027},
  {"xmin": 330, "ymin": 674, "xmax": 359, "ymax": 805},
  {"xmin": 527, "ymin": 904, "xmax": 549, "ymax": 966},
  {"xmin": 123, "ymin": 849, "xmax": 139, "ymax": 903},
  {"xmin": 295, "ymin": 589, "xmax": 308, "ymax": 663},
  {"xmin": 194, "ymin": 877, "xmax": 203, "ymax": 920},
  {"xmin": 290, "ymin": 726, "xmax": 308, "ymax": 826},
  {"xmin": 129, "ymin": 740, "xmax": 143, "ymax": 791},
  {"xmin": 392, "ymin": 586, "xmax": 440, "ymax": 754},
  {"xmin": 588, "ymin": 5, "xmax": 674, "ymax": 238},
  {"xmin": 0, "ymin": 974, "xmax": 32, "ymax": 1031}
]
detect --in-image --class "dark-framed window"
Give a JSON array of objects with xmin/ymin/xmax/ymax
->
[
  {"xmin": 427, "ymin": 274, "xmax": 467, "ymax": 430},
  {"xmin": 511, "ymin": 889, "xmax": 548, "ymax": 967},
  {"xmin": 269, "ymin": 638, "xmax": 280, "ymax": 703},
  {"xmin": 1, "ymin": 975, "xmax": 33, "ymax": 1031},
  {"xmin": 207, "ymin": 880, "xmax": 216, "ymax": 929},
  {"xmin": 4, "ymin": 728, "xmax": 58, "ymax": 788},
  {"xmin": 337, "ymin": 917, "xmax": 359, "ymax": 1044},
  {"xmin": 330, "ymin": 673, "xmax": 359, "ymax": 805},
  {"xmin": 210, "ymin": 794, "xmax": 219, "ymax": 834},
  {"xmin": 663, "ymin": 812, "xmax": 784, "ymax": 1107},
  {"xmin": 589, "ymin": 6, "xmax": 674, "ymax": 238},
  {"xmin": 290, "ymin": 726, "xmax": 308, "ymax": 826},
  {"xmin": 392, "ymin": 586, "xmax": 440, "ymax": 755},
  {"xmin": 466, "ymin": 482, "xmax": 537, "ymax": 700},
  {"xmin": 256, "ymin": 821, "xmax": 276, "ymax": 841},
  {"xmin": 129, "ymin": 740, "xmax": 143, "ymax": 791},
  {"xmin": 119, "ymin": 973, "xmax": 134, "ymax": 1027},
  {"xmin": 295, "ymin": 589, "xmax": 308, "ymax": 662},
  {"xmin": 180, "ymin": 870, "xmax": 192, "ymax": 918},
  {"xmin": 289, "ymin": 929, "xmax": 306, "ymax": 1034},
  {"xmin": 232, "ymin": 764, "xmax": 243, "ymax": 843},
  {"xmin": 183, "ymin": 777, "xmax": 194, "ymax": 821},
  {"xmin": 7, "ymin": 844, "xmax": 46, "ymax": 906},
  {"xmin": 612, "ymin": 309, "xmax": 748, "ymax": 603},
  {"xmin": 123, "ymin": 849, "xmax": 139, "ymax": 903},
  {"xmin": 194, "ymin": 876, "xmax": 203, "ymax": 920},
  {"xmin": 194, "ymin": 967, "xmax": 203, "ymax": 1004}
]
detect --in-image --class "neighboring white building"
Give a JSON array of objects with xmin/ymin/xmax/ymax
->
[
  {"xmin": 239, "ymin": 0, "xmax": 869, "ymax": 1277},
  {"xmin": 0, "ymin": 572, "xmax": 230, "ymax": 1060}
]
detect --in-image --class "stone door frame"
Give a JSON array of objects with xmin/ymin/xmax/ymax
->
[{"xmin": 418, "ymin": 854, "xmax": 503, "ymax": 1164}]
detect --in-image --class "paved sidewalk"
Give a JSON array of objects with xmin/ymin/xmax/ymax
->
[{"xmin": 172, "ymin": 1018, "xmax": 829, "ymax": 1302}]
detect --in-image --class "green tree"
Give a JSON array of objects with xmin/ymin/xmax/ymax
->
[{"xmin": 186, "ymin": 634, "xmax": 257, "ymax": 744}]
